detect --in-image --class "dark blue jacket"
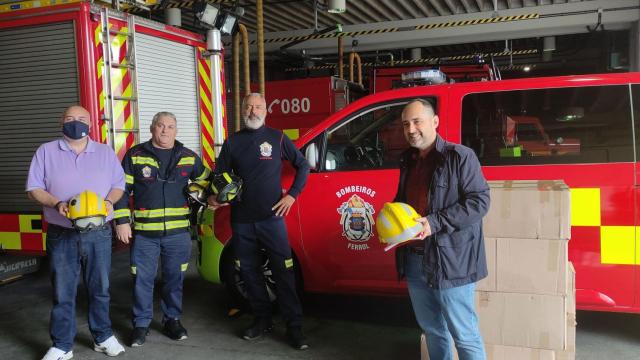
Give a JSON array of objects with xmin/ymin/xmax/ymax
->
[
  {"xmin": 394, "ymin": 135, "xmax": 490, "ymax": 290},
  {"xmin": 214, "ymin": 125, "xmax": 310, "ymax": 223},
  {"xmin": 114, "ymin": 140, "xmax": 209, "ymax": 237}
]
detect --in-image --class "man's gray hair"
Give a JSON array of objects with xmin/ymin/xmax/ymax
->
[
  {"xmin": 406, "ymin": 98, "xmax": 437, "ymax": 116},
  {"xmin": 151, "ymin": 111, "xmax": 177, "ymax": 128},
  {"xmin": 242, "ymin": 92, "xmax": 266, "ymax": 108}
]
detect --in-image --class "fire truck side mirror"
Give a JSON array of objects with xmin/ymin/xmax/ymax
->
[{"xmin": 305, "ymin": 143, "xmax": 318, "ymax": 170}]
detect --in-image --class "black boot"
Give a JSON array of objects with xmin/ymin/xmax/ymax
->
[
  {"xmin": 286, "ymin": 327, "xmax": 309, "ymax": 350},
  {"xmin": 162, "ymin": 319, "xmax": 188, "ymax": 341},
  {"xmin": 130, "ymin": 327, "xmax": 149, "ymax": 347},
  {"xmin": 242, "ymin": 318, "xmax": 273, "ymax": 340}
]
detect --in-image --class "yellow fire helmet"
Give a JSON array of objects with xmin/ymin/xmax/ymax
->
[
  {"xmin": 376, "ymin": 202, "xmax": 423, "ymax": 252},
  {"xmin": 186, "ymin": 182, "xmax": 207, "ymax": 206},
  {"xmin": 67, "ymin": 190, "xmax": 108, "ymax": 231},
  {"xmin": 210, "ymin": 172, "xmax": 243, "ymax": 204}
]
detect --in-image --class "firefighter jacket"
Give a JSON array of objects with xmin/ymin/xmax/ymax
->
[{"xmin": 113, "ymin": 140, "xmax": 209, "ymax": 237}]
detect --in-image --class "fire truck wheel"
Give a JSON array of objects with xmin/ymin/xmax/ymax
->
[{"xmin": 221, "ymin": 248, "xmax": 303, "ymax": 309}]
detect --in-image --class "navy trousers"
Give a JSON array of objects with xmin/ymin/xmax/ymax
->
[{"xmin": 231, "ymin": 216, "xmax": 303, "ymax": 327}]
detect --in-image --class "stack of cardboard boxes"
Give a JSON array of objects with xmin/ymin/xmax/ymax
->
[{"xmin": 421, "ymin": 180, "xmax": 576, "ymax": 360}]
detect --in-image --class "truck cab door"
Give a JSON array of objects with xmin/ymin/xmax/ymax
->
[{"xmin": 295, "ymin": 95, "xmax": 444, "ymax": 294}]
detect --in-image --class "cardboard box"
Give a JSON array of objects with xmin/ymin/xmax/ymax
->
[
  {"xmin": 476, "ymin": 291, "xmax": 567, "ymax": 350},
  {"xmin": 555, "ymin": 350, "xmax": 576, "ymax": 360},
  {"xmin": 566, "ymin": 262, "xmax": 576, "ymax": 311},
  {"xmin": 484, "ymin": 181, "xmax": 571, "ymax": 240},
  {"xmin": 496, "ymin": 238, "xmax": 568, "ymax": 295},
  {"xmin": 486, "ymin": 344, "xmax": 556, "ymax": 360},
  {"xmin": 477, "ymin": 237, "xmax": 497, "ymax": 291},
  {"xmin": 421, "ymin": 335, "xmax": 558, "ymax": 360}
]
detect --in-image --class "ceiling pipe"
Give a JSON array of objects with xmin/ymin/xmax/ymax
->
[{"xmin": 257, "ymin": 0, "xmax": 265, "ymax": 95}]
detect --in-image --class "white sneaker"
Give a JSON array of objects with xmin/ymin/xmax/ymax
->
[
  {"xmin": 41, "ymin": 347, "xmax": 73, "ymax": 360},
  {"xmin": 93, "ymin": 335, "xmax": 125, "ymax": 357}
]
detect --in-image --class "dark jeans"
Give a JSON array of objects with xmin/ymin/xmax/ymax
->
[
  {"xmin": 232, "ymin": 216, "xmax": 303, "ymax": 327},
  {"xmin": 130, "ymin": 232, "xmax": 191, "ymax": 327},
  {"xmin": 46, "ymin": 224, "xmax": 113, "ymax": 352}
]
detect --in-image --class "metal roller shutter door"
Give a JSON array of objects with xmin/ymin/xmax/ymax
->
[
  {"xmin": 136, "ymin": 33, "xmax": 201, "ymax": 155},
  {"xmin": 0, "ymin": 22, "xmax": 79, "ymax": 212}
]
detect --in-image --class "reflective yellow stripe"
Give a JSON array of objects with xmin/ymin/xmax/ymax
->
[
  {"xmin": 165, "ymin": 220, "xmax": 190, "ymax": 229},
  {"xmin": 181, "ymin": 263, "xmax": 189, "ymax": 272},
  {"xmin": 130, "ymin": 266, "xmax": 136, "ymax": 275},
  {"xmin": 131, "ymin": 156, "xmax": 159, "ymax": 168},
  {"xmin": 284, "ymin": 258, "xmax": 294, "ymax": 269},
  {"xmin": 114, "ymin": 208, "xmax": 131, "ymax": 219},
  {"xmin": 223, "ymin": 172, "xmax": 232, "ymax": 183},
  {"xmin": 133, "ymin": 220, "xmax": 190, "ymax": 231},
  {"xmin": 134, "ymin": 208, "xmax": 190, "ymax": 218},
  {"xmin": 125, "ymin": 174, "xmax": 134, "ymax": 184},
  {"xmin": 196, "ymin": 168, "xmax": 210, "ymax": 181},
  {"xmin": 178, "ymin": 157, "xmax": 195, "ymax": 166}
]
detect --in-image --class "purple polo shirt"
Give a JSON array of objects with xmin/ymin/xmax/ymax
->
[{"xmin": 26, "ymin": 138, "xmax": 125, "ymax": 228}]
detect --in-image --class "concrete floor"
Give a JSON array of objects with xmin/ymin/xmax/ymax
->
[{"xmin": 2, "ymin": 246, "xmax": 640, "ymax": 360}]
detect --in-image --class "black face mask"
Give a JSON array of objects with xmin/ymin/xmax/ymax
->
[{"xmin": 62, "ymin": 121, "xmax": 89, "ymax": 140}]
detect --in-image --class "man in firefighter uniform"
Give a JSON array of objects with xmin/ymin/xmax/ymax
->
[
  {"xmin": 27, "ymin": 105, "xmax": 126, "ymax": 360},
  {"xmin": 208, "ymin": 93, "xmax": 311, "ymax": 350},
  {"xmin": 114, "ymin": 111, "xmax": 209, "ymax": 347}
]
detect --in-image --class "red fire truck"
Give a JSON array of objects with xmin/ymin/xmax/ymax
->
[
  {"xmin": 0, "ymin": 1, "xmax": 227, "ymax": 279},
  {"xmin": 199, "ymin": 71, "xmax": 640, "ymax": 314},
  {"xmin": 259, "ymin": 64, "xmax": 494, "ymax": 141}
]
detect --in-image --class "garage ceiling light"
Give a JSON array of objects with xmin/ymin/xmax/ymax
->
[
  {"xmin": 196, "ymin": 4, "xmax": 220, "ymax": 28},
  {"xmin": 217, "ymin": 13, "xmax": 239, "ymax": 35},
  {"xmin": 328, "ymin": 0, "xmax": 346, "ymax": 13}
]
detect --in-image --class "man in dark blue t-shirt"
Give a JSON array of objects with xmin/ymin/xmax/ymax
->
[{"xmin": 208, "ymin": 93, "xmax": 310, "ymax": 350}]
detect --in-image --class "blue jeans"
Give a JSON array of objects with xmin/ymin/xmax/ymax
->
[
  {"xmin": 405, "ymin": 251, "xmax": 486, "ymax": 360},
  {"xmin": 131, "ymin": 232, "xmax": 191, "ymax": 327},
  {"xmin": 46, "ymin": 224, "xmax": 114, "ymax": 352}
]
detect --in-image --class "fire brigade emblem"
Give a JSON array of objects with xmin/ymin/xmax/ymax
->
[
  {"xmin": 337, "ymin": 194, "xmax": 375, "ymax": 242},
  {"xmin": 260, "ymin": 142, "xmax": 272, "ymax": 157},
  {"xmin": 142, "ymin": 166, "xmax": 152, "ymax": 178}
]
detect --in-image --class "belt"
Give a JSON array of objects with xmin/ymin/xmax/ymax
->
[{"xmin": 48, "ymin": 222, "xmax": 111, "ymax": 233}]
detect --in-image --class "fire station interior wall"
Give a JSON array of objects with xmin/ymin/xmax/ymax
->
[
  {"xmin": 0, "ymin": 22, "xmax": 79, "ymax": 212},
  {"xmin": 135, "ymin": 33, "xmax": 200, "ymax": 155}
]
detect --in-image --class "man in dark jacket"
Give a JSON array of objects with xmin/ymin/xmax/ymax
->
[
  {"xmin": 208, "ymin": 93, "xmax": 311, "ymax": 350},
  {"xmin": 114, "ymin": 112, "xmax": 210, "ymax": 347},
  {"xmin": 395, "ymin": 99, "xmax": 490, "ymax": 360}
]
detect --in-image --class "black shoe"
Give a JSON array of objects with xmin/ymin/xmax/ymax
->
[
  {"xmin": 130, "ymin": 327, "xmax": 149, "ymax": 347},
  {"xmin": 242, "ymin": 318, "xmax": 273, "ymax": 340},
  {"xmin": 162, "ymin": 319, "xmax": 188, "ymax": 341},
  {"xmin": 286, "ymin": 327, "xmax": 309, "ymax": 350}
]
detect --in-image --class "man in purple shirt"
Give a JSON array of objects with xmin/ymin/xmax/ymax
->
[{"xmin": 27, "ymin": 105, "xmax": 127, "ymax": 360}]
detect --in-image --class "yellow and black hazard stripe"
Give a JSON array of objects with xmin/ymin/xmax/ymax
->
[
  {"xmin": 284, "ymin": 49, "xmax": 538, "ymax": 72},
  {"xmin": 414, "ymin": 13, "xmax": 539, "ymax": 30},
  {"xmin": 227, "ymin": 13, "xmax": 539, "ymax": 46},
  {"xmin": 127, "ymin": 0, "xmax": 232, "ymax": 14}
]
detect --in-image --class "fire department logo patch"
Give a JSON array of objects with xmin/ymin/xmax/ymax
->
[
  {"xmin": 259, "ymin": 142, "xmax": 272, "ymax": 157},
  {"xmin": 142, "ymin": 166, "xmax": 152, "ymax": 178},
  {"xmin": 337, "ymin": 194, "xmax": 375, "ymax": 245}
]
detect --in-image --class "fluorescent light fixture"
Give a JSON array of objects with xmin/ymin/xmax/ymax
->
[
  {"xmin": 197, "ymin": 4, "xmax": 220, "ymax": 27},
  {"xmin": 217, "ymin": 13, "xmax": 238, "ymax": 35},
  {"xmin": 328, "ymin": 0, "xmax": 346, "ymax": 13}
]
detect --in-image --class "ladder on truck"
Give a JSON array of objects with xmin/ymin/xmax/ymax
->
[{"xmin": 100, "ymin": 7, "xmax": 140, "ymax": 152}]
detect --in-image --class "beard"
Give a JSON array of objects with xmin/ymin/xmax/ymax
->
[{"xmin": 243, "ymin": 114, "xmax": 265, "ymax": 129}]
